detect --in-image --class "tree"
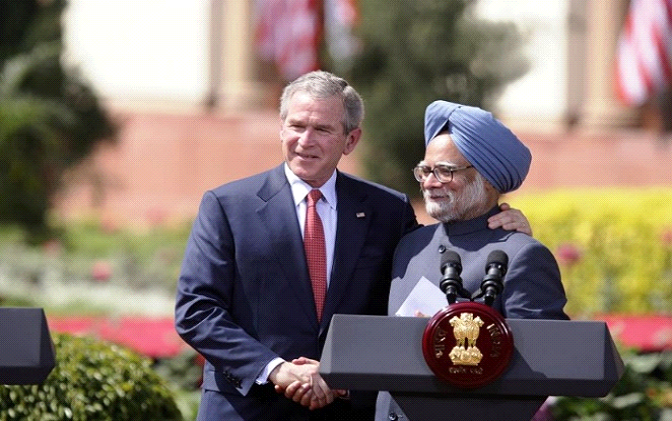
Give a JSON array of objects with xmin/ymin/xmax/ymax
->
[
  {"xmin": 0, "ymin": 0, "xmax": 116, "ymax": 241},
  {"xmin": 340, "ymin": 0, "xmax": 528, "ymax": 196}
]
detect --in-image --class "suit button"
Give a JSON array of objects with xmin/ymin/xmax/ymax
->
[{"xmin": 388, "ymin": 413, "xmax": 398, "ymax": 421}]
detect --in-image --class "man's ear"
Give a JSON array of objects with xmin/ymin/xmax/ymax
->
[{"xmin": 343, "ymin": 128, "xmax": 362, "ymax": 155}]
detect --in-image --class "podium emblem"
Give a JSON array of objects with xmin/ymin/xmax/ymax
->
[
  {"xmin": 422, "ymin": 302, "xmax": 514, "ymax": 388},
  {"xmin": 448, "ymin": 312, "xmax": 484, "ymax": 365}
]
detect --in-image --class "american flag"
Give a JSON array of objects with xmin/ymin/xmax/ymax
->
[
  {"xmin": 616, "ymin": 0, "xmax": 672, "ymax": 106},
  {"xmin": 254, "ymin": 0, "xmax": 322, "ymax": 81},
  {"xmin": 324, "ymin": 0, "xmax": 359, "ymax": 61}
]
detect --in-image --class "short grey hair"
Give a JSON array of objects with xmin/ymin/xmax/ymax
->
[{"xmin": 279, "ymin": 70, "xmax": 364, "ymax": 134}]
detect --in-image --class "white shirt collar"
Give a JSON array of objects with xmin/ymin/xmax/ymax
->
[{"xmin": 284, "ymin": 163, "xmax": 337, "ymax": 209}]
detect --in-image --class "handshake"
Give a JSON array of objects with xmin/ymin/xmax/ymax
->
[{"xmin": 269, "ymin": 357, "xmax": 347, "ymax": 410}]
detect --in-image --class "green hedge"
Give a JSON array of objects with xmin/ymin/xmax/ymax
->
[
  {"xmin": 0, "ymin": 333, "xmax": 182, "ymax": 421},
  {"xmin": 552, "ymin": 349, "xmax": 672, "ymax": 420},
  {"xmin": 509, "ymin": 188, "xmax": 672, "ymax": 317}
]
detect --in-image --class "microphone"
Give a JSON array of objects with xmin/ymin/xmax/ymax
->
[
  {"xmin": 476, "ymin": 250, "xmax": 508, "ymax": 306},
  {"xmin": 439, "ymin": 250, "xmax": 467, "ymax": 304}
]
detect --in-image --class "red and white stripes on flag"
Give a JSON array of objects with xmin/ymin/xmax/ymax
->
[
  {"xmin": 616, "ymin": 0, "xmax": 672, "ymax": 106},
  {"xmin": 254, "ymin": 0, "xmax": 322, "ymax": 81},
  {"xmin": 324, "ymin": 0, "xmax": 359, "ymax": 61}
]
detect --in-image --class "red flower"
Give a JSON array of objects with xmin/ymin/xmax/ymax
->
[
  {"xmin": 91, "ymin": 260, "xmax": 112, "ymax": 282},
  {"xmin": 556, "ymin": 243, "xmax": 582, "ymax": 266},
  {"xmin": 660, "ymin": 228, "xmax": 672, "ymax": 247},
  {"xmin": 42, "ymin": 239, "xmax": 62, "ymax": 257}
]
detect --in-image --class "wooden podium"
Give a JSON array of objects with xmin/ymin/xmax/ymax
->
[{"xmin": 320, "ymin": 314, "xmax": 624, "ymax": 421}]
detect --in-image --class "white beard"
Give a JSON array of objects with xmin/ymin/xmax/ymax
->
[{"xmin": 423, "ymin": 173, "xmax": 489, "ymax": 223}]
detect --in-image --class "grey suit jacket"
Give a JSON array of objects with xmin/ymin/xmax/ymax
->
[
  {"xmin": 376, "ymin": 207, "xmax": 568, "ymax": 421},
  {"xmin": 175, "ymin": 164, "xmax": 418, "ymax": 421}
]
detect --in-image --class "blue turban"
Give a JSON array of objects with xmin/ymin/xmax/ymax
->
[{"xmin": 423, "ymin": 100, "xmax": 531, "ymax": 193}]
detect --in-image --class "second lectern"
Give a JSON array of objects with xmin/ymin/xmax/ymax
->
[{"xmin": 0, "ymin": 308, "xmax": 56, "ymax": 385}]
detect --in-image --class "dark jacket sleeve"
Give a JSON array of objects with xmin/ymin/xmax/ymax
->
[
  {"xmin": 502, "ymin": 241, "xmax": 570, "ymax": 320},
  {"xmin": 174, "ymin": 191, "xmax": 278, "ymax": 396}
]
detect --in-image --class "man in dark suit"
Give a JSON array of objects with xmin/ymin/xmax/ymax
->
[{"xmin": 174, "ymin": 72, "xmax": 530, "ymax": 421}]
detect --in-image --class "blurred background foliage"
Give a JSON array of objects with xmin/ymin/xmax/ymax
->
[
  {"xmin": 340, "ymin": 0, "xmax": 529, "ymax": 196},
  {"xmin": 0, "ymin": 0, "xmax": 116, "ymax": 242},
  {"xmin": 510, "ymin": 188, "xmax": 672, "ymax": 317},
  {"xmin": 0, "ymin": 218, "xmax": 191, "ymax": 315}
]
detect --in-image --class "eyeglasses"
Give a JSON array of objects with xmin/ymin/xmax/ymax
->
[{"xmin": 413, "ymin": 163, "xmax": 474, "ymax": 183}]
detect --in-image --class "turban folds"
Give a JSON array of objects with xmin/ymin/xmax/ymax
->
[{"xmin": 424, "ymin": 100, "xmax": 531, "ymax": 193}]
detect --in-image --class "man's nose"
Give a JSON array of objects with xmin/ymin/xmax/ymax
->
[
  {"xmin": 422, "ymin": 172, "xmax": 443, "ymax": 189},
  {"xmin": 297, "ymin": 128, "xmax": 316, "ymax": 147}
]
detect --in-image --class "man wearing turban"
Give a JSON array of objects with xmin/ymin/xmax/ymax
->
[{"xmin": 375, "ymin": 101, "xmax": 569, "ymax": 421}]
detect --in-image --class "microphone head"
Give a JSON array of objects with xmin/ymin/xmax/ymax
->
[
  {"xmin": 486, "ymin": 250, "xmax": 508, "ymax": 270},
  {"xmin": 441, "ymin": 250, "xmax": 462, "ymax": 272}
]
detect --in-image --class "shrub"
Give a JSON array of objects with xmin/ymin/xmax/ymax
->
[
  {"xmin": 510, "ymin": 188, "xmax": 672, "ymax": 317},
  {"xmin": 0, "ymin": 333, "xmax": 183, "ymax": 421},
  {"xmin": 552, "ymin": 349, "xmax": 672, "ymax": 421}
]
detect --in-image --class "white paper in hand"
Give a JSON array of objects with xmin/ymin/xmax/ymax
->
[{"xmin": 395, "ymin": 276, "xmax": 447, "ymax": 317}]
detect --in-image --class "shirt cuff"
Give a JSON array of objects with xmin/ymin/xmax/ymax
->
[{"xmin": 255, "ymin": 357, "xmax": 285, "ymax": 385}]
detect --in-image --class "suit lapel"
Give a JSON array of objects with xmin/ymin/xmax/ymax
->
[
  {"xmin": 321, "ymin": 173, "xmax": 371, "ymax": 327},
  {"xmin": 256, "ymin": 165, "xmax": 319, "ymax": 327}
]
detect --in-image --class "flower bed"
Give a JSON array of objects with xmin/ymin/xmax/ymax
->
[{"xmin": 47, "ymin": 316, "xmax": 188, "ymax": 359}]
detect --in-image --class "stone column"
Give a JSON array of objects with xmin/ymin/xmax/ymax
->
[
  {"xmin": 209, "ymin": 0, "xmax": 265, "ymax": 110},
  {"xmin": 581, "ymin": 0, "xmax": 639, "ymax": 128}
]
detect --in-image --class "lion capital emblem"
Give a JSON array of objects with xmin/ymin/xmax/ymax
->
[{"xmin": 448, "ymin": 312, "xmax": 484, "ymax": 366}]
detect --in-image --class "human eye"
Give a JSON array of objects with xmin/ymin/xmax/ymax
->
[
  {"xmin": 435, "ymin": 165, "xmax": 454, "ymax": 179},
  {"xmin": 416, "ymin": 165, "xmax": 431, "ymax": 177},
  {"xmin": 314, "ymin": 125, "xmax": 333, "ymax": 134},
  {"xmin": 287, "ymin": 121, "xmax": 305, "ymax": 131}
]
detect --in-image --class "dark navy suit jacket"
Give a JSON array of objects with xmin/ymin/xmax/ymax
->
[{"xmin": 175, "ymin": 164, "xmax": 418, "ymax": 421}]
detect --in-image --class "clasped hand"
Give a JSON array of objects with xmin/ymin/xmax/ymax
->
[{"xmin": 269, "ymin": 357, "xmax": 346, "ymax": 410}]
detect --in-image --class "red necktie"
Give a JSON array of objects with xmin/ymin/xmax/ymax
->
[{"xmin": 304, "ymin": 189, "xmax": 327, "ymax": 322}]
